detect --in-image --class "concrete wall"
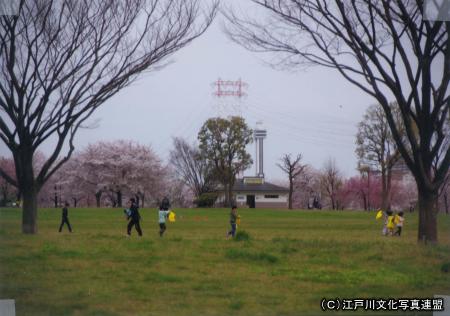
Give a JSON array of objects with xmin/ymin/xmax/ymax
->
[
  {"xmin": 218, "ymin": 192, "xmax": 288, "ymax": 208},
  {"xmin": 255, "ymin": 194, "xmax": 288, "ymax": 203},
  {"xmin": 255, "ymin": 201, "xmax": 288, "ymax": 208},
  {"xmin": 236, "ymin": 193, "xmax": 288, "ymax": 208}
]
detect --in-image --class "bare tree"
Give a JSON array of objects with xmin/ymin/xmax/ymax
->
[
  {"xmin": 169, "ymin": 137, "xmax": 216, "ymax": 200},
  {"xmin": 356, "ymin": 103, "xmax": 404, "ymax": 210},
  {"xmin": 224, "ymin": 0, "xmax": 449, "ymax": 243},
  {"xmin": 320, "ymin": 158, "xmax": 343, "ymax": 210},
  {"xmin": 277, "ymin": 153, "xmax": 306, "ymax": 209},
  {"xmin": 0, "ymin": 0, "xmax": 217, "ymax": 233},
  {"xmin": 292, "ymin": 165, "xmax": 322, "ymax": 209}
]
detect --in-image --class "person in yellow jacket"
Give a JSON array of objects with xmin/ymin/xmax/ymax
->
[
  {"xmin": 168, "ymin": 210, "xmax": 176, "ymax": 222},
  {"xmin": 376, "ymin": 209, "xmax": 383, "ymax": 220},
  {"xmin": 386, "ymin": 210, "xmax": 395, "ymax": 236}
]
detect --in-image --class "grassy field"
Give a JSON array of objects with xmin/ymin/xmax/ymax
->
[{"xmin": 1, "ymin": 207, "xmax": 450, "ymax": 316}]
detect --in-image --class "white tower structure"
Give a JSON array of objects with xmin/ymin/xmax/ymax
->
[{"xmin": 254, "ymin": 121, "xmax": 267, "ymax": 178}]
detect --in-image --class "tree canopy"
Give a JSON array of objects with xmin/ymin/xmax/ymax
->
[
  {"xmin": 198, "ymin": 116, "xmax": 253, "ymax": 207},
  {"xmin": 0, "ymin": 0, "xmax": 217, "ymax": 233},
  {"xmin": 224, "ymin": 0, "xmax": 450, "ymax": 243}
]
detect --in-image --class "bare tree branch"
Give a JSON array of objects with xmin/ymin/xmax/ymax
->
[
  {"xmin": 223, "ymin": 0, "xmax": 449, "ymax": 242},
  {"xmin": 0, "ymin": 0, "xmax": 218, "ymax": 233}
]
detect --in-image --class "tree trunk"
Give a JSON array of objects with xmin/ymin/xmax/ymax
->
[
  {"xmin": 22, "ymin": 185, "xmax": 38, "ymax": 234},
  {"xmin": 135, "ymin": 194, "xmax": 140, "ymax": 207},
  {"xmin": 367, "ymin": 172, "xmax": 371, "ymax": 211},
  {"xmin": 15, "ymin": 146, "xmax": 39, "ymax": 234},
  {"xmin": 95, "ymin": 191, "xmax": 102, "ymax": 207},
  {"xmin": 288, "ymin": 178, "xmax": 293, "ymax": 209},
  {"xmin": 117, "ymin": 190, "xmax": 122, "ymax": 207},
  {"xmin": 436, "ymin": 195, "xmax": 440, "ymax": 213},
  {"xmin": 381, "ymin": 167, "xmax": 392, "ymax": 211},
  {"xmin": 54, "ymin": 186, "xmax": 58, "ymax": 208},
  {"xmin": 417, "ymin": 186, "xmax": 438, "ymax": 243},
  {"xmin": 444, "ymin": 192, "xmax": 448, "ymax": 215},
  {"xmin": 0, "ymin": 185, "xmax": 7, "ymax": 206},
  {"xmin": 381, "ymin": 168, "xmax": 388, "ymax": 210},
  {"xmin": 227, "ymin": 182, "xmax": 234, "ymax": 207},
  {"xmin": 386, "ymin": 169, "xmax": 392, "ymax": 210}
]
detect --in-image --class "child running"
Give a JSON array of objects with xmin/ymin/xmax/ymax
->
[
  {"xmin": 125, "ymin": 198, "xmax": 142, "ymax": 237},
  {"xmin": 158, "ymin": 197, "xmax": 170, "ymax": 237},
  {"xmin": 386, "ymin": 210, "xmax": 395, "ymax": 236},
  {"xmin": 227, "ymin": 205, "xmax": 238, "ymax": 238},
  {"xmin": 394, "ymin": 211, "xmax": 405, "ymax": 236}
]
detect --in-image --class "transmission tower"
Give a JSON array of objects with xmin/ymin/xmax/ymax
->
[{"xmin": 212, "ymin": 78, "xmax": 248, "ymax": 117}]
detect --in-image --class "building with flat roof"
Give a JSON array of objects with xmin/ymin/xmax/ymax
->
[
  {"xmin": 233, "ymin": 176, "xmax": 289, "ymax": 208},
  {"xmin": 217, "ymin": 124, "xmax": 289, "ymax": 208}
]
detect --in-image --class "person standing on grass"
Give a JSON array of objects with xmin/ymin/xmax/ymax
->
[
  {"xmin": 227, "ymin": 205, "xmax": 238, "ymax": 238},
  {"xmin": 381, "ymin": 209, "xmax": 390, "ymax": 236},
  {"xmin": 158, "ymin": 197, "xmax": 170, "ymax": 237},
  {"xmin": 126, "ymin": 198, "xmax": 142, "ymax": 237},
  {"xmin": 59, "ymin": 202, "xmax": 72, "ymax": 233},
  {"xmin": 394, "ymin": 211, "xmax": 405, "ymax": 236}
]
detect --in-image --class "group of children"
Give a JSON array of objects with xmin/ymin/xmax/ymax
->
[
  {"xmin": 381, "ymin": 210, "xmax": 405, "ymax": 236},
  {"xmin": 59, "ymin": 197, "xmax": 239, "ymax": 238},
  {"xmin": 58, "ymin": 196, "xmax": 175, "ymax": 237},
  {"xmin": 123, "ymin": 197, "xmax": 174, "ymax": 237},
  {"xmin": 60, "ymin": 203, "xmax": 404, "ymax": 239}
]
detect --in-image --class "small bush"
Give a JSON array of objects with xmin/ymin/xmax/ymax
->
[
  {"xmin": 225, "ymin": 248, "xmax": 278, "ymax": 264},
  {"xmin": 144, "ymin": 273, "xmax": 184, "ymax": 283},
  {"xmin": 234, "ymin": 230, "xmax": 250, "ymax": 241},
  {"xmin": 258, "ymin": 252, "xmax": 278, "ymax": 263},
  {"xmin": 194, "ymin": 193, "xmax": 218, "ymax": 208},
  {"xmin": 229, "ymin": 300, "xmax": 244, "ymax": 310},
  {"xmin": 225, "ymin": 248, "xmax": 246, "ymax": 260},
  {"xmin": 441, "ymin": 262, "xmax": 450, "ymax": 273},
  {"xmin": 280, "ymin": 245, "xmax": 297, "ymax": 254},
  {"xmin": 366, "ymin": 254, "xmax": 383, "ymax": 262}
]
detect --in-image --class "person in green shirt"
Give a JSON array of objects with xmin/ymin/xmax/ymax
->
[{"xmin": 227, "ymin": 205, "xmax": 238, "ymax": 238}]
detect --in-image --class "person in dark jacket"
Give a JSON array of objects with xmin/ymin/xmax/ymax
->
[
  {"xmin": 125, "ymin": 198, "xmax": 142, "ymax": 236},
  {"xmin": 59, "ymin": 202, "xmax": 72, "ymax": 233},
  {"xmin": 158, "ymin": 197, "xmax": 171, "ymax": 237}
]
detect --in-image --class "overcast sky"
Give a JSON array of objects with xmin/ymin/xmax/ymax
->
[{"xmin": 0, "ymin": 3, "xmax": 377, "ymax": 182}]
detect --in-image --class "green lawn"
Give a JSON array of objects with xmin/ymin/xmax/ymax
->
[{"xmin": 1, "ymin": 207, "xmax": 449, "ymax": 316}]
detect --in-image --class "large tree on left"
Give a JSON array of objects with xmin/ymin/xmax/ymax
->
[{"xmin": 0, "ymin": 0, "xmax": 217, "ymax": 233}]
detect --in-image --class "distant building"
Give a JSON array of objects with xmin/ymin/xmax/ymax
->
[
  {"xmin": 232, "ymin": 176, "xmax": 289, "ymax": 208},
  {"xmin": 217, "ymin": 123, "xmax": 289, "ymax": 208},
  {"xmin": 391, "ymin": 158, "xmax": 415, "ymax": 183}
]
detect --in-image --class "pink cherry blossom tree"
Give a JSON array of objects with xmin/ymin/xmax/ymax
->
[
  {"xmin": 0, "ymin": 157, "xmax": 17, "ymax": 206},
  {"xmin": 292, "ymin": 165, "xmax": 321, "ymax": 209},
  {"xmin": 67, "ymin": 140, "xmax": 167, "ymax": 208},
  {"xmin": 342, "ymin": 175, "xmax": 382, "ymax": 211}
]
